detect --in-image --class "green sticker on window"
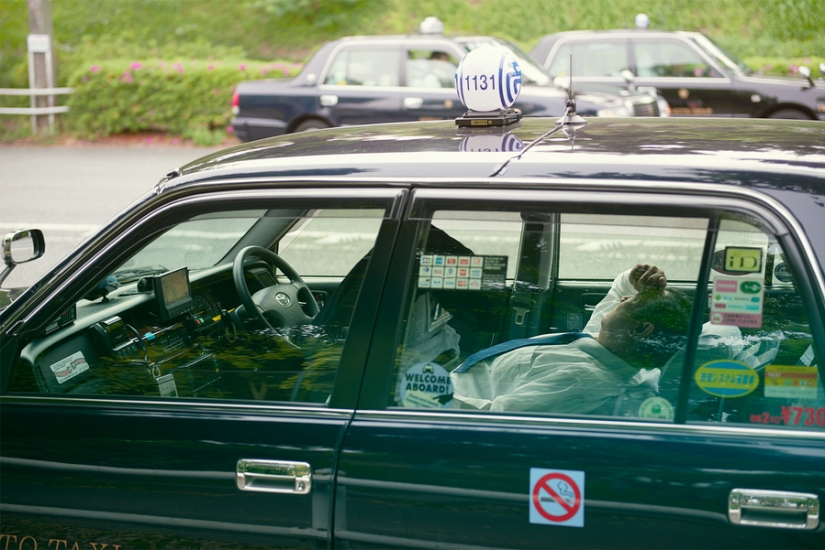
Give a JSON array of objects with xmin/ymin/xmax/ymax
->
[{"xmin": 724, "ymin": 247, "xmax": 763, "ymax": 274}]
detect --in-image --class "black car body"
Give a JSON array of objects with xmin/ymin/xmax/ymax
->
[
  {"xmin": 530, "ymin": 29, "xmax": 825, "ymax": 120},
  {"xmin": 230, "ymin": 34, "xmax": 663, "ymax": 142},
  {"xmin": 1, "ymin": 117, "xmax": 824, "ymax": 549}
]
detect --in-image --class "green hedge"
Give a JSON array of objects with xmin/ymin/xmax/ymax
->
[{"xmin": 64, "ymin": 59, "xmax": 302, "ymax": 145}]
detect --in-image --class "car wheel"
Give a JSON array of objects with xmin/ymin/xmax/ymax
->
[
  {"xmin": 294, "ymin": 119, "xmax": 331, "ymax": 132},
  {"xmin": 768, "ymin": 109, "xmax": 811, "ymax": 120}
]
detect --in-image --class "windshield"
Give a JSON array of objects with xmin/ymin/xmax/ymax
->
[
  {"xmin": 692, "ymin": 34, "xmax": 752, "ymax": 75},
  {"xmin": 110, "ymin": 213, "xmax": 261, "ymax": 283},
  {"xmin": 456, "ymin": 37, "xmax": 552, "ymax": 86}
]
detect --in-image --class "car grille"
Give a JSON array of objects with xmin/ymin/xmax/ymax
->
[{"xmin": 630, "ymin": 98, "xmax": 660, "ymax": 117}]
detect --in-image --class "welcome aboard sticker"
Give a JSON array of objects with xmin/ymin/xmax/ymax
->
[{"xmin": 695, "ymin": 360, "xmax": 759, "ymax": 398}]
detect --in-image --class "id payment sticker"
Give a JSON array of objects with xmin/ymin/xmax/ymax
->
[{"xmin": 50, "ymin": 351, "xmax": 90, "ymax": 384}]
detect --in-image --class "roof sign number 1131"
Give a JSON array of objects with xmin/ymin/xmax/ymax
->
[{"xmin": 465, "ymin": 74, "xmax": 496, "ymax": 91}]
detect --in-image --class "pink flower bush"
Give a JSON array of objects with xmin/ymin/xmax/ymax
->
[
  {"xmin": 130, "ymin": 62, "xmax": 143, "ymax": 70},
  {"xmin": 239, "ymin": 64, "xmax": 247, "ymax": 71},
  {"xmin": 120, "ymin": 71, "xmax": 134, "ymax": 83},
  {"xmin": 173, "ymin": 63, "xmax": 184, "ymax": 74},
  {"xmin": 90, "ymin": 65, "xmax": 101, "ymax": 73}
]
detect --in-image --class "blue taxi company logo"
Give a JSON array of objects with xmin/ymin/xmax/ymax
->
[
  {"xmin": 530, "ymin": 468, "xmax": 584, "ymax": 528},
  {"xmin": 499, "ymin": 56, "xmax": 522, "ymax": 109}
]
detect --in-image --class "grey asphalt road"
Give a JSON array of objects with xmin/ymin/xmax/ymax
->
[{"xmin": 0, "ymin": 145, "xmax": 222, "ymax": 289}]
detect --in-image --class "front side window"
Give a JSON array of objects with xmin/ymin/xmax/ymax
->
[
  {"xmin": 8, "ymin": 206, "xmax": 387, "ymax": 405},
  {"xmin": 634, "ymin": 40, "xmax": 713, "ymax": 78},
  {"xmin": 406, "ymin": 49, "xmax": 458, "ymax": 88},
  {"xmin": 389, "ymin": 205, "xmax": 823, "ymax": 429},
  {"xmin": 323, "ymin": 47, "xmax": 400, "ymax": 87}
]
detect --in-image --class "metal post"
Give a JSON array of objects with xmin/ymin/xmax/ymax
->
[{"xmin": 27, "ymin": 0, "xmax": 56, "ymax": 135}]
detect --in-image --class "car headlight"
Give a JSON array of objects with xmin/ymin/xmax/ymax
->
[
  {"xmin": 657, "ymin": 97, "xmax": 671, "ymax": 117},
  {"xmin": 596, "ymin": 105, "xmax": 632, "ymax": 117}
]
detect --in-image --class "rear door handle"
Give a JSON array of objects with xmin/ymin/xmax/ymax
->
[
  {"xmin": 236, "ymin": 459, "xmax": 311, "ymax": 494},
  {"xmin": 729, "ymin": 489, "xmax": 819, "ymax": 530},
  {"xmin": 404, "ymin": 97, "xmax": 423, "ymax": 109},
  {"xmin": 320, "ymin": 95, "xmax": 338, "ymax": 107}
]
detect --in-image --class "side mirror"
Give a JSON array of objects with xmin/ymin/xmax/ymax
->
[
  {"xmin": 799, "ymin": 65, "xmax": 814, "ymax": 88},
  {"xmin": 621, "ymin": 69, "xmax": 636, "ymax": 92},
  {"xmin": 0, "ymin": 229, "xmax": 45, "ymax": 286}
]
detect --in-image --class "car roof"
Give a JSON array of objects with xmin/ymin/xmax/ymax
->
[
  {"xmin": 177, "ymin": 118, "xmax": 825, "ymax": 191},
  {"xmin": 538, "ymin": 29, "xmax": 702, "ymax": 40},
  {"xmin": 531, "ymin": 29, "xmax": 702, "ymax": 55}
]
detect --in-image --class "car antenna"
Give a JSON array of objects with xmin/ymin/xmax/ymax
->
[
  {"xmin": 489, "ymin": 54, "xmax": 586, "ymax": 176},
  {"xmin": 556, "ymin": 53, "xmax": 587, "ymax": 127}
]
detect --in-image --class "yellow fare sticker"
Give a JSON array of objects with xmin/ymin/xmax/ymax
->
[
  {"xmin": 724, "ymin": 247, "xmax": 763, "ymax": 274},
  {"xmin": 764, "ymin": 365, "xmax": 819, "ymax": 399},
  {"xmin": 695, "ymin": 360, "xmax": 759, "ymax": 398}
]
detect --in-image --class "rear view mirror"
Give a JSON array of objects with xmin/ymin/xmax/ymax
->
[{"xmin": 0, "ymin": 229, "xmax": 45, "ymax": 286}]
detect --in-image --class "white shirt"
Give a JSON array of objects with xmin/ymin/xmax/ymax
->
[{"xmin": 452, "ymin": 337, "xmax": 658, "ymax": 414}]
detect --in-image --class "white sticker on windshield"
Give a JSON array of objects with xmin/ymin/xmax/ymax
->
[{"xmin": 50, "ymin": 351, "xmax": 89, "ymax": 384}]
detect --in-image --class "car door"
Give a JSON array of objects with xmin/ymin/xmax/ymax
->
[
  {"xmin": 0, "ymin": 187, "xmax": 407, "ymax": 549},
  {"xmin": 401, "ymin": 46, "xmax": 466, "ymax": 122},
  {"xmin": 317, "ymin": 44, "xmax": 407, "ymax": 126},
  {"xmin": 631, "ymin": 38, "xmax": 733, "ymax": 117},
  {"xmin": 334, "ymin": 187, "xmax": 824, "ymax": 548}
]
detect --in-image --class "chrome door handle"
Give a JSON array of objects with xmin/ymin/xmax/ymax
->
[
  {"xmin": 320, "ymin": 95, "xmax": 338, "ymax": 107},
  {"xmin": 236, "ymin": 459, "xmax": 311, "ymax": 494},
  {"xmin": 729, "ymin": 489, "xmax": 819, "ymax": 530},
  {"xmin": 404, "ymin": 97, "xmax": 423, "ymax": 109}
]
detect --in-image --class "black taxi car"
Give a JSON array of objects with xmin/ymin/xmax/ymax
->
[
  {"xmin": 230, "ymin": 31, "xmax": 664, "ymax": 142},
  {"xmin": 530, "ymin": 29, "xmax": 825, "ymax": 121},
  {"xmin": 1, "ymin": 113, "xmax": 824, "ymax": 549}
]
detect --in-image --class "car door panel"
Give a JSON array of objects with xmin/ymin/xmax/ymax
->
[
  {"xmin": 0, "ymin": 190, "xmax": 408, "ymax": 549},
  {"xmin": 0, "ymin": 402, "xmax": 345, "ymax": 548},
  {"xmin": 334, "ymin": 188, "xmax": 825, "ymax": 548},
  {"xmin": 336, "ymin": 415, "xmax": 824, "ymax": 549}
]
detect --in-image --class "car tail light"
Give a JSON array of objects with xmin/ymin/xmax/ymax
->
[{"xmin": 231, "ymin": 92, "xmax": 239, "ymax": 115}]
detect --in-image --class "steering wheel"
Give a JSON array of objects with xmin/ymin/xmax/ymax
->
[{"xmin": 232, "ymin": 246, "xmax": 320, "ymax": 331}]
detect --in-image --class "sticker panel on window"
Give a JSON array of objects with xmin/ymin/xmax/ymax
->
[{"xmin": 419, "ymin": 255, "xmax": 507, "ymax": 290}]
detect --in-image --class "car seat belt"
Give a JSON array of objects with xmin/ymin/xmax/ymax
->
[{"xmin": 453, "ymin": 332, "xmax": 590, "ymax": 373}]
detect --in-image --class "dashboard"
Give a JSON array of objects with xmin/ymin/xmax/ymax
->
[{"xmin": 10, "ymin": 262, "xmax": 296, "ymax": 399}]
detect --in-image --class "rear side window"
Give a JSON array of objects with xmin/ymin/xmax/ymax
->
[
  {"xmin": 548, "ymin": 40, "xmax": 628, "ymax": 77},
  {"xmin": 682, "ymin": 218, "xmax": 823, "ymax": 430},
  {"xmin": 388, "ymin": 204, "xmax": 823, "ymax": 429},
  {"xmin": 634, "ymin": 40, "xmax": 714, "ymax": 78}
]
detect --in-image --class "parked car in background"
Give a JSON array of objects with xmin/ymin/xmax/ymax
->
[
  {"xmin": 2, "ymin": 111, "xmax": 824, "ymax": 548},
  {"xmin": 230, "ymin": 27, "xmax": 664, "ymax": 142},
  {"xmin": 530, "ymin": 29, "xmax": 825, "ymax": 120}
]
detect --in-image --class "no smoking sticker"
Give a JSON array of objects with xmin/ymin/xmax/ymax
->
[{"xmin": 529, "ymin": 468, "xmax": 584, "ymax": 528}]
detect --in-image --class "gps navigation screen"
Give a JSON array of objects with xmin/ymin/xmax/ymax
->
[{"xmin": 153, "ymin": 268, "xmax": 194, "ymax": 321}]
